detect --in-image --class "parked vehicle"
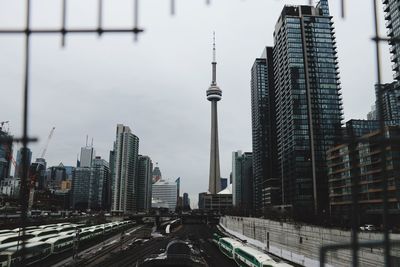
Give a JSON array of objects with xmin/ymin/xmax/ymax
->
[{"xmin": 359, "ymin": 224, "xmax": 376, "ymax": 231}]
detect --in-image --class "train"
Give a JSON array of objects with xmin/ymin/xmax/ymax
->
[
  {"xmin": 0, "ymin": 220, "xmax": 134, "ymax": 266},
  {"xmin": 214, "ymin": 233, "xmax": 293, "ymax": 267}
]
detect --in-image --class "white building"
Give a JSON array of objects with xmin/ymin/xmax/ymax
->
[
  {"xmin": 80, "ymin": 146, "xmax": 95, "ymax": 168},
  {"xmin": 0, "ymin": 178, "xmax": 20, "ymax": 198},
  {"xmin": 152, "ymin": 180, "xmax": 177, "ymax": 211}
]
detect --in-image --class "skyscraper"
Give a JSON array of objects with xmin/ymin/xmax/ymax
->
[
  {"xmin": 14, "ymin": 147, "xmax": 32, "ymax": 178},
  {"xmin": 46, "ymin": 163, "xmax": 67, "ymax": 190},
  {"xmin": 232, "ymin": 151, "xmax": 253, "ymax": 211},
  {"xmin": 71, "ymin": 167, "xmax": 91, "ymax": 210},
  {"xmin": 250, "ymin": 47, "xmax": 280, "ymax": 214},
  {"xmin": 30, "ymin": 158, "xmax": 47, "ymax": 190},
  {"xmin": 375, "ymin": 82, "xmax": 400, "ymax": 125},
  {"xmin": 272, "ymin": 0, "xmax": 343, "ymax": 215},
  {"xmin": 152, "ymin": 163, "xmax": 162, "ymax": 184},
  {"xmin": 80, "ymin": 143, "xmax": 95, "ymax": 168},
  {"xmin": 152, "ymin": 180, "xmax": 177, "ymax": 211},
  {"xmin": 183, "ymin": 192, "xmax": 190, "ymax": 210},
  {"xmin": 137, "ymin": 155, "xmax": 153, "ymax": 211},
  {"xmin": 207, "ymin": 33, "xmax": 222, "ymax": 194},
  {"xmin": 383, "ymin": 0, "xmax": 400, "ymax": 80},
  {"xmin": 110, "ymin": 124, "xmax": 139, "ymax": 214},
  {"xmin": 0, "ymin": 128, "xmax": 12, "ymax": 180},
  {"xmin": 89, "ymin": 156, "xmax": 110, "ymax": 211}
]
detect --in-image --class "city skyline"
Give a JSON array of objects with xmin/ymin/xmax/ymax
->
[{"xmin": 0, "ymin": 0, "xmax": 393, "ymax": 202}]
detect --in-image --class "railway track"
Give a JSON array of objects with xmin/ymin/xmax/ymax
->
[{"xmin": 76, "ymin": 226, "xmax": 153, "ymax": 267}]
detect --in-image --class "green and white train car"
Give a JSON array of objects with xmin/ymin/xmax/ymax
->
[
  {"xmin": 212, "ymin": 233, "xmax": 222, "ymax": 245},
  {"xmin": 233, "ymin": 246, "xmax": 277, "ymax": 267},
  {"xmin": 218, "ymin": 237, "xmax": 243, "ymax": 259},
  {"xmin": 45, "ymin": 235, "xmax": 74, "ymax": 254},
  {"xmin": 0, "ymin": 242, "xmax": 51, "ymax": 267}
]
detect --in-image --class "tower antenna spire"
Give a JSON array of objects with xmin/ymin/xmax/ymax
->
[
  {"xmin": 211, "ymin": 31, "xmax": 217, "ymax": 85},
  {"xmin": 213, "ymin": 31, "xmax": 216, "ymax": 62}
]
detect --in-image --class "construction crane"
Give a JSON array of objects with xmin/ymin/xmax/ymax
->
[
  {"xmin": 0, "ymin": 121, "xmax": 16, "ymax": 168},
  {"xmin": 40, "ymin": 127, "xmax": 55, "ymax": 159},
  {"xmin": 29, "ymin": 126, "xmax": 56, "ymax": 210}
]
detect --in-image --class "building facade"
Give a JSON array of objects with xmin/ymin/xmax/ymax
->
[
  {"xmin": 152, "ymin": 180, "xmax": 177, "ymax": 211},
  {"xmin": 345, "ymin": 119, "xmax": 380, "ymax": 138},
  {"xmin": 89, "ymin": 156, "xmax": 110, "ymax": 211},
  {"xmin": 80, "ymin": 145, "xmax": 95, "ymax": 168},
  {"xmin": 137, "ymin": 155, "xmax": 153, "ymax": 211},
  {"xmin": 110, "ymin": 124, "xmax": 139, "ymax": 214},
  {"xmin": 198, "ymin": 190, "xmax": 232, "ymax": 212},
  {"xmin": 46, "ymin": 163, "xmax": 67, "ymax": 190},
  {"xmin": 220, "ymin": 178, "xmax": 228, "ymax": 191},
  {"xmin": 327, "ymin": 126, "xmax": 400, "ymax": 223},
  {"xmin": 30, "ymin": 158, "xmax": 47, "ymax": 190},
  {"xmin": 183, "ymin": 192, "xmax": 190, "ymax": 210},
  {"xmin": 0, "ymin": 129, "xmax": 12, "ymax": 180},
  {"xmin": 383, "ymin": 0, "xmax": 400, "ymax": 80},
  {"xmin": 0, "ymin": 177, "xmax": 20, "ymax": 198},
  {"xmin": 71, "ymin": 167, "xmax": 91, "ymax": 210},
  {"xmin": 152, "ymin": 164, "xmax": 162, "ymax": 184},
  {"xmin": 272, "ymin": 0, "xmax": 343, "ymax": 215},
  {"xmin": 232, "ymin": 151, "xmax": 253, "ymax": 211},
  {"xmin": 375, "ymin": 82, "xmax": 400, "ymax": 125},
  {"xmin": 14, "ymin": 147, "xmax": 32, "ymax": 178},
  {"xmin": 250, "ymin": 47, "xmax": 280, "ymax": 214}
]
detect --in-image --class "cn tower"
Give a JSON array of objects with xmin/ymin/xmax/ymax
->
[{"xmin": 207, "ymin": 33, "xmax": 222, "ymax": 194}]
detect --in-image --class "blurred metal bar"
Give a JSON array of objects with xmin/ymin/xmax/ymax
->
[
  {"xmin": 171, "ymin": 0, "xmax": 175, "ymax": 15},
  {"xmin": 133, "ymin": 0, "xmax": 139, "ymax": 41},
  {"xmin": 341, "ymin": 0, "xmax": 345, "ymax": 18},
  {"xmin": 61, "ymin": 0, "xmax": 67, "ymax": 47},
  {"xmin": 98, "ymin": 0, "xmax": 103, "ymax": 36},
  {"xmin": 0, "ymin": 28, "xmax": 146, "ymax": 34},
  {"xmin": 19, "ymin": 0, "xmax": 32, "ymax": 264},
  {"xmin": 372, "ymin": 0, "xmax": 391, "ymax": 265}
]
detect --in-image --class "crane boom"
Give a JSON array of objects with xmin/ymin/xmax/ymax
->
[{"xmin": 40, "ymin": 127, "xmax": 55, "ymax": 158}]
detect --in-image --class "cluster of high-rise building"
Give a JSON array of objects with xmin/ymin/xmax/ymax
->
[
  {"xmin": 231, "ymin": 0, "xmax": 400, "ymax": 224},
  {"xmin": 0, "ymin": 123, "xmax": 189, "ymax": 214}
]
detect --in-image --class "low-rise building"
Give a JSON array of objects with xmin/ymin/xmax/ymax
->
[{"xmin": 327, "ymin": 126, "xmax": 400, "ymax": 224}]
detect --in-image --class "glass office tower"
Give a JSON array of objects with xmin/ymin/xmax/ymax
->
[
  {"xmin": 250, "ymin": 47, "xmax": 280, "ymax": 214},
  {"xmin": 272, "ymin": 0, "xmax": 343, "ymax": 215},
  {"xmin": 383, "ymin": 0, "xmax": 400, "ymax": 80}
]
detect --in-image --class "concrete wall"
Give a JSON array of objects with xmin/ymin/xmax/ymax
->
[{"xmin": 220, "ymin": 216, "xmax": 400, "ymax": 267}]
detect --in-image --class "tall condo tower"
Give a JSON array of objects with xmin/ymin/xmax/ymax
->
[
  {"xmin": 110, "ymin": 124, "xmax": 139, "ymax": 214},
  {"xmin": 273, "ymin": 0, "xmax": 343, "ymax": 215},
  {"xmin": 207, "ymin": 33, "xmax": 222, "ymax": 194}
]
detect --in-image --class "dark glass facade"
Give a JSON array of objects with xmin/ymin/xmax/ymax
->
[
  {"xmin": 136, "ymin": 155, "xmax": 153, "ymax": 211},
  {"xmin": 383, "ymin": 0, "xmax": 400, "ymax": 80},
  {"xmin": 71, "ymin": 167, "xmax": 91, "ymax": 210},
  {"xmin": 375, "ymin": 82, "xmax": 400, "ymax": 125},
  {"xmin": 327, "ymin": 126, "xmax": 400, "ymax": 222},
  {"xmin": 89, "ymin": 157, "xmax": 110, "ymax": 211},
  {"xmin": 250, "ymin": 47, "xmax": 280, "ymax": 215},
  {"xmin": 232, "ymin": 152, "xmax": 254, "ymax": 211},
  {"xmin": 345, "ymin": 119, "xmax": 380, "ymax": 138},
  {"xmin": 0, "ymin": 129, "xmax": 12, "ymax": 180},
  {"xmin": 272, "ymin": 3, "xmax": 343, "ymax": 215},
  {"xmin": 14, "ymin": 147, "xmax": 32, "ymax": 178}
]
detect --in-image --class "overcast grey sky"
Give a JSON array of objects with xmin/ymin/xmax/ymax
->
[{"xmin": 0, "ymin": 0, "xmax": 393, "ymax": 206}]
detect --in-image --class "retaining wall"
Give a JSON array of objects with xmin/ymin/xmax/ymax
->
[{"xmin": 220, "ymin": 216, "xmax": 400, "ymax": 267}]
